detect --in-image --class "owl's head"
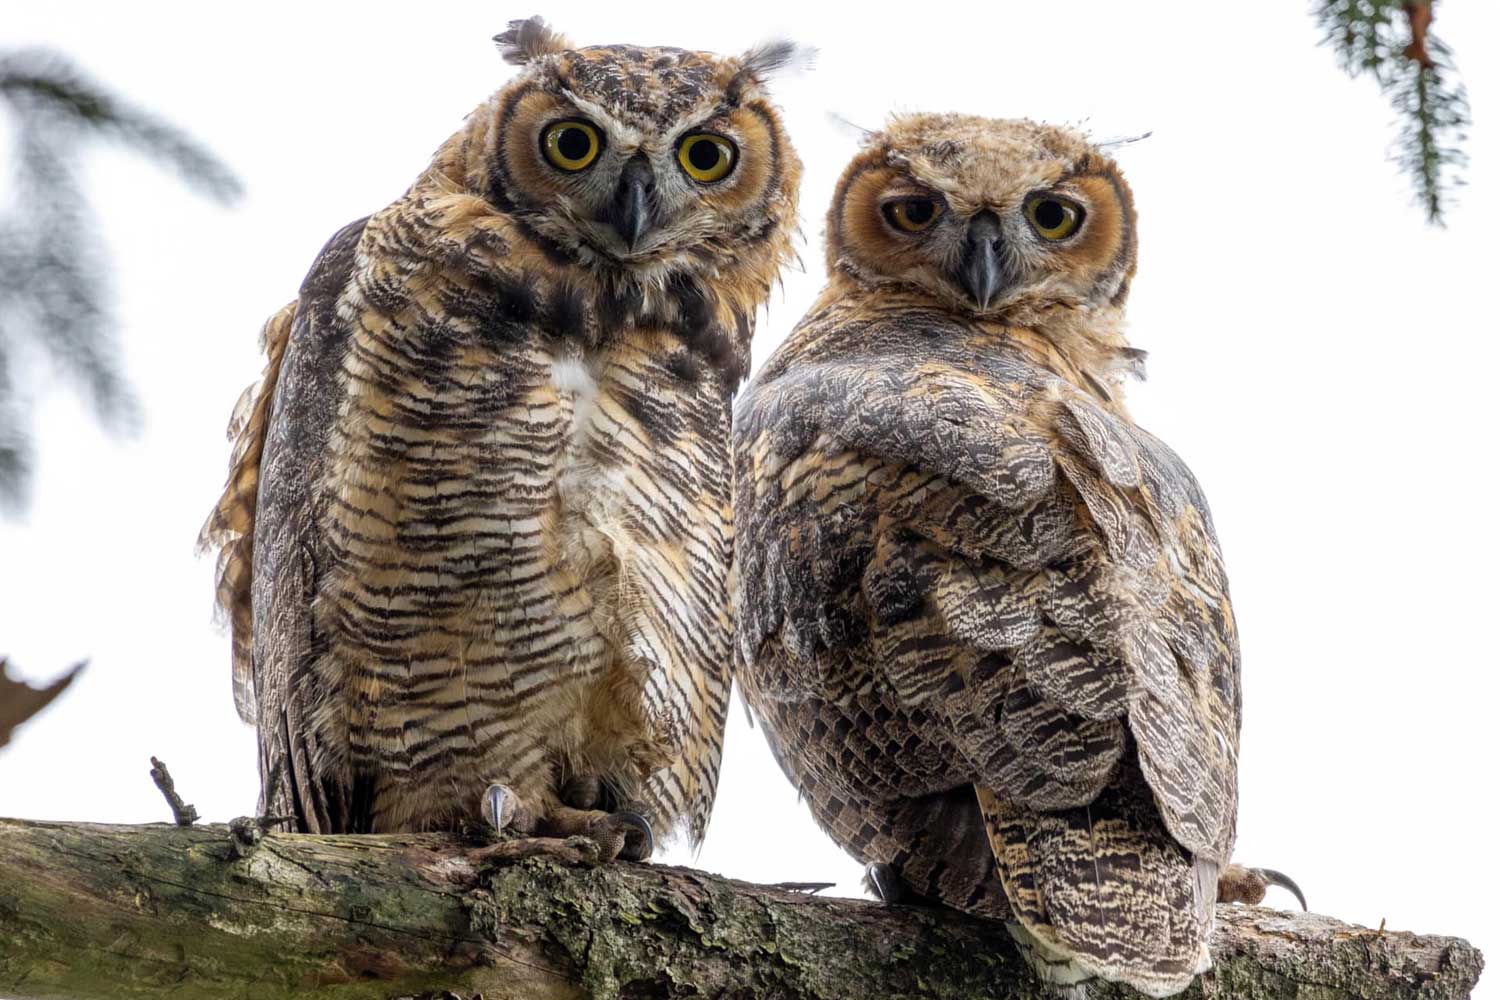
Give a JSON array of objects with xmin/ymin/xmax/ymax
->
[
  {"xmin": 826, "ymin": 114, "xmax": 1137, "ymax": 319},
  {"xmin": 471, "ymin": 18, "xmax": 803, "ymax": 288}
]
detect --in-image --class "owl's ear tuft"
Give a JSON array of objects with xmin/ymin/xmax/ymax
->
[
  {"xmin": 725, "ymin": 40, "xmax": 816, "ymax": 101},
  {"xmin": 740, "ymin": 40, "xmax": 816, "ymax": 79},
  {"xmin": 494, "ymin": 16, "xmax": 573, "ymax": 66}
]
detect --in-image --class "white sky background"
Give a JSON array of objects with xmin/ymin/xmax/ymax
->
[{"xmin": 2, "ymin": 0, "xmax": 1497, "ymax": 992}]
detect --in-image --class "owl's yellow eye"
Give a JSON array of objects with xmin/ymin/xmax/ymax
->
[
  {"xmin": 1025, "ymin": 195, "xmax": 1084, "ymax": 240},
  {"xmin": 677, "ymin": 133, "xmax": 736, "ymax": 183},
  {"xmin": 542, "ymin": 120, "xmax": 601, "ymax": 172},
  {"xmin": 882, "ymin": 197, "xmax": 943, "ymax": 233}
]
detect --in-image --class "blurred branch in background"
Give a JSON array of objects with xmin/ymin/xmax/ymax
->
[
  {"xmin": 0, "ymin": 49, "xmax": 242, "ymax": 512},
  {"xmin": 0, "ymin": 657, "xmax": 84, "ymax": 751},
  {"xmin": 1314, "ymin": 0, "xmax": 1469, "ymax": 224}
]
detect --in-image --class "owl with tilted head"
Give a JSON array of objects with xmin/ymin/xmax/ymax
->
[
  {"xmin": 735, "ymin": 113, "xmax": 1298, "ymax": 996},
  {"xmin": 199, "ymin": 18, "xmax": 803, "ymax": 861}
]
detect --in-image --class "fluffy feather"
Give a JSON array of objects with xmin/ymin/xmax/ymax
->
[
  {"xmin": 493, "ymin": 16, "xmax": 573, "ymax": 66},
  {"xmin": 724, "ymin": 40, "xmax": 815, "ymax": 101}
]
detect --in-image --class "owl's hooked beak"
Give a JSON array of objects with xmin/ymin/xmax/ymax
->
[
  {"xmin": 958, "ymin": 211, "xmax": 1005, "ymax": 311},
  {"xmin": 609, "ymin": 155, "xmax": 656, "ymax": 254}
]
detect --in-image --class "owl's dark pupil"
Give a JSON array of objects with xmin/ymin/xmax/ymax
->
[
  {"xmin": 1034, "ymin": 200, "xmax": 1066, "ymax": 230},
  {"xmin": 904, "ymin": 200, "xmax": 934, "ymax": 224},
  {"xmin": 688, "ymin": 140, "xmax": 721, "ymax": 172},
  {"xmin": 557, "ymin": 127, "xmax": 591, "ymax": 161}
]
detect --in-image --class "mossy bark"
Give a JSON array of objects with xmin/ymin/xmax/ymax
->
[{"xmin": 0, "ymin": 819, "xmax": 1483, "ymax": 1000}]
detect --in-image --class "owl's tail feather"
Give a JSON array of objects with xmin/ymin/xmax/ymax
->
[{"xmin": 976, "ymin": 765, "xmax": 1216, "ymax": 999}]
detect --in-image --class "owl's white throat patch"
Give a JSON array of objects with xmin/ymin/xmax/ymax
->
[
  {"xmin": 552, "ymin": 356, "xmax": 599, "ymax": 436},
  {"xmin": 551, "ymin": 356, "xmax": 598, "ymax": 401}
]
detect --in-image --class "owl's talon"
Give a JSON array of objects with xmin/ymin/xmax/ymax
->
[
  {"xmin": 1254, "ymin": 868, "xmax": 1308, "ymax": 911},
  {"xmin": 545, "ymin": 805, "xmax": 656, "ymax": 862},
  {"xmin": 1217, "ymin": 863, "xmax": 1307, "ymax": 911},
  {"xmin": 865, "ymin": 862, "xmax": 905, "ymax": 904},
  {"xmin": 611, "ymin": 810, "xmax": 654, "ymax": 862},
  {"xmin": 481, "ymin": 783, "xmax": 518, "ymax": 835}
]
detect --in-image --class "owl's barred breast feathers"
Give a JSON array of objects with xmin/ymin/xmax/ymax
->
[{"xmin": 201, "ymin": 20, "xmax": 802, "ymax": 847}]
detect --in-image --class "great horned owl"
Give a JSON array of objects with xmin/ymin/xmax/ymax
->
[
  {"xmin": 734, "ymin": 114, "xmax": 1292, "ymax": 995},
  {"xmin": 200, "ymin": 18, "xmax": 802, "ymax": 859}
]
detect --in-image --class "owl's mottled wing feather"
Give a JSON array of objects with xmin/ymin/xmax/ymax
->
[
  {"xmin": 736, "ymin": 313, "xmax": 1238, "ymax": 992},
  {"xmin": 200, "ymin": 218, "xmax": 369, "ymax": 830}
]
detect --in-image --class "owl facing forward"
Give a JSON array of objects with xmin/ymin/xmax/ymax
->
[
  {"xmin": 735, "ymin": 114, "xmax": 1284, "ymax": 996},
  {"xmin": 200, "ymin": 19, "xmax": 802, "ymax": 857}
]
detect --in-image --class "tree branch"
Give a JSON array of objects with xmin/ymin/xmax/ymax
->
[{"xmin": 0, "ymin": 818, "xmax": 1483, "ymax": 1000}]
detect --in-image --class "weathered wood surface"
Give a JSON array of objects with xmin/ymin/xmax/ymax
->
[{"xmin": 0, "ymin": 818, "xmax": 1483, "ymax": 999}]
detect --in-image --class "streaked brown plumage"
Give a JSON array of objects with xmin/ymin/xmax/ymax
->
[
  {"xmin": 200, "ymin": 19, "xmax": 801, "ymax": 852},
  {"xmin": 735, "ymin": 114, "xmax": 1242, "ymax": 995}
]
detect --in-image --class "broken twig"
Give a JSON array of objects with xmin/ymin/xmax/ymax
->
[
  {"xmin": 226, "ymin": 814, "xmax": 295, "ymax": 858},
  {"xmin": 147, "ymin": 756, "xmax": 198, "ymax": 826}
]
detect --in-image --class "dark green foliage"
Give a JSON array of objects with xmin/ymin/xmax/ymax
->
[
  {"xmin": 1313, "ymin": 0, "xmax": 1469, "ymax": 224},
  {"xmin": 0, "ymin": 49, "xmax": 242, "ymax": 510}
]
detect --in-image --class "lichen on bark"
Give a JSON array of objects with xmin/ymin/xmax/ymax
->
[{"xmin": 0, "ymin": 819, "xmax": 1483, "ymax": 1000}]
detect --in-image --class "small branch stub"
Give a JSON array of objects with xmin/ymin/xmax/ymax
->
[
  {"xmin": 147, "ymin": 755, "xmax": 198, "ymax": 826},
  {"xmin": 1404, "ymin": 1, "xmax": 1435, "ymax": 67}
]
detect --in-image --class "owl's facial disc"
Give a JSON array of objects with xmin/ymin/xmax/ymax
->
[
  {"xmin": 828, "ymin": 115, "xmax": 1139, "ymax": 316},
  {"xmin": 491, "ymin": 42, "xmax": 801, "ymax": 286}
]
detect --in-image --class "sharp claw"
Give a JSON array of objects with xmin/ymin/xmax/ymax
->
[
  {"xmin": 482, "ymin": 783, "xmax": 515, "ymax": 834},
  {"xmin": 866, "ymin": 862, "xmax": 904, "ymax": 904},
  {"xmin": 614, "ymin": 810, "xmax": 655, "ymax": 860},
  {"xmin": 1255, "ymin": 867, "xmax": 1308, "ymax": 911}
]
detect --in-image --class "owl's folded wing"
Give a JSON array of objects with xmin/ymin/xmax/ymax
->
[
  {"xmin": 198, "ymin": 217, "xmax": 370, "ymax": 831},
  {"xmin": 734, "ymin": 343, "xmax": 1240, "ymax": 866}
]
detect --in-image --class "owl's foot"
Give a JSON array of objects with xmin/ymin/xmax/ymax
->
[
  {"xmin": 474, "ymin": 785, "xmax": 652, "ymax": 863},
  {"xmin": 469, "ymin": 784, "xmax": 609, "ymax": 865},
  {"xmin": 865, "ymin": 862, "xmax": 907, "ymax": 904},
  {"xmin": 1217, "ymin": 863, "xmax": 1307, "ymax": 910},
  {"xmin": 543, "ymin": 804, "xmax": 655, "ymax": 863},
  {"xmin": 864, "ymin": 862, "xmax": 945, "ymax": 908}
]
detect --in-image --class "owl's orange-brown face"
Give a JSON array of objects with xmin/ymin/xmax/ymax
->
[
  {"xmin": 488, "ymin": 43, "xmax": 801, "ymax": 279},
  {"xmin": 827, "ymin": 114, "xmax": 1138, "ymax": 316}
]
